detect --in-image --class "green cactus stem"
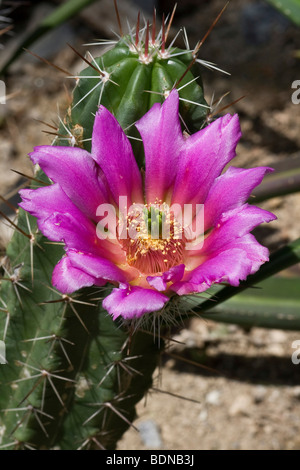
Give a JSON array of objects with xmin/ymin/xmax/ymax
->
[
  {"xmin": 0, "ymin": 13, "xmax": 207, "ymax": 449},
  {"xmin": 57, "ymin": 26, "xmax": 209, "ymax": 164},
  {"xmin": 1, "ymin": 6, "xmax": 284, "ymax": 451},
  {"xmin": 0, "ymin": 208, "xmax": 162, "ymax": 449}
]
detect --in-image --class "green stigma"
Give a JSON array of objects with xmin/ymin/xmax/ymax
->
[{"xmin": 143, "ymin": 207, "xmax": 166, "ymax": 238}]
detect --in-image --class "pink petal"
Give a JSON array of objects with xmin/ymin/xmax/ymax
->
[
  {"xmin": 92, "ymin": 106, "xmax": 143, "ymax": 205},
  {"xmin": 186, "ymin": 204, "xmax": 276, "ymax": 257},
  {"xmin": 19, "ymin": 184, "xmax": 125, "ymax": 263},
  {"xmin": 30, "ymin": 145, "xmax": 108, "ymax": 221},
  {"xmin": 103, "ymin": 284, "xmax": 169, "ymax": 320},
  {"xmin": 172, "ymin": 234, "xmax": 270, "ymax": 295},
  {"xmin": 19, "ymin": 184, "xmax": 95, "ymax": 245},
  {"xmin": 136, "ymin": 89, "xmax": 184, "ymax": 204},
  {"xmin": 52, "ymin": 256, "xmax": 105, "ymax": 294},
  {"xmin": 147, "ymin": 264, "xmax": 185, "ymax": 291},
  {"xmin": 201, "ymin": 204, "xmax": 276, "ymax": 255},
  {"xmin": 66, "ymin": 250, "xmax": 136, "ymax": 284},
  {"xmin": 171, "ymin": 114, "xmax": 242, "ymax": 207},
  {"xmin": 20, "ymin": 184, "xmax": 86, "ymax": 222},
  {"xmin": 203, "ymin": 166, "xmax": 274, "ymax": 231}
]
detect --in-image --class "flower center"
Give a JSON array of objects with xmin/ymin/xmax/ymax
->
[{"xmin": 120, "ymin": 203, "xmax": 185, "ymax": 275}]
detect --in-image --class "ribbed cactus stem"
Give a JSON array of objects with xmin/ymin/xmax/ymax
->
[
  {"xmin": 0, "ymin": 210, "xmax": 162, "ymax": 449},
  {"xmin": 1, "ymin": 16, "xmax": 206, "ymax": 449}
]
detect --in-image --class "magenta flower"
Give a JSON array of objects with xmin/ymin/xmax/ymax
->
[{"xmin": 19, "ymin": 90, "xmax": 276, "ymax": 320}]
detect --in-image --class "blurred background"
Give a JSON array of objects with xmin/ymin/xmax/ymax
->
[{"xmin": 0, "ymin": 0, "xmax": 300, "ymax": 450}]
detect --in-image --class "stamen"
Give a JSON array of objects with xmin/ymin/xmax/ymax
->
[{"xmin": 120, "ymin": 202, "xmax": 186, "ymax": 274}]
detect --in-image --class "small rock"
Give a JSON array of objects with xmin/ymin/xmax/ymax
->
[
  {"xmin": 253, "ymin": 386, "xmax": 267, "ymax": 404},
  {"xmin": 292, "ymin": 386, "xmax": 300, "ymax": 399},
  {"xmin": 250, "ymin": 329, "xmax": 266, "ymax": 347},
  {"xmin": 229, "ymin": 394, "xmax": 253, "ymax": 417},
  {"xmin": 263, "ymin": 424, "xmax": 273, "ymax": 435},
  {"xmin": 189, "ymin": 318, "xmax": 210, "ymax": 340},
  {"xmin": 268, "ymin": 330, "xmax": 287, "ymax": 343},
  {"xmin": 170, "ymin": 328, "xmax": 198, "ymax": 351},
  {"xmin": 138, "ymin": 420, "xmax": 163, "ymax": 448},
  {"xmin": 267, "ymin": 344, "xmax": 285, "ymax": 357},
  {"xmin": 269, "ymin": 390, "xmax": 280, "ymax": 402},
  {"xmin": 227, "ymin": 325, "xmax": 240, "ymax": 334},
  {"xmin": 205, "ymin": 390, "xmax": 221, "ymax": 406},
  {"xmin": 198, "ymin": 409, "xmax": 208, "ymax": 422}
]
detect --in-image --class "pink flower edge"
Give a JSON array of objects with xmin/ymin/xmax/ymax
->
[{"xmin": 19, "ymin": 90, "xmax": 276, "ymax": 320}]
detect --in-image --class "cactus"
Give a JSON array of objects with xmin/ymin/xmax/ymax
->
[
  {"xmin": 1, "ymin": 4, "xmax": 295, "ymax": 450},
  {"xmin": 0, "ymin": 9, "xmax": 210, "ymax": 450},
  {"xmin": 266, "ymin": 0, "xmax": 300, "ymax": 26},
  {"xmin": 0, "ymin": 217, "xmax": 162, "ymax": 449},
  {"xmin": 57, "ymin": 30, "xmax": 208, "ymax": 162},
  {"xmin": 0, "ymin": 189, "xmax": 165, "ymax": 449}
]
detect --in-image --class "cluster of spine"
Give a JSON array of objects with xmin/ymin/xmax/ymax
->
[
  {"xmin": 55, "ymin": 9, "xmax": 209, "ymax": 163},
  {"xmin": 0, "ymin": 9, "xmax": 211, "ymax": 449},
  {"xmin": 0, "ymin": 213, "xmax": 161, "ymax": 449},
  {"xmin": 0, "ymin": 3, "xmax": 13, "ymax": 47}
]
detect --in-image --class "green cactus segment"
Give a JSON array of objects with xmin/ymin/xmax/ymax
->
[
  {"xmin": 0, "ymin": 211, "xmax": 66, "ymax": 448},
  {"xmin": 60, "ymin": 324, "xmax": 161, "ymax": 450},
  {"xmin": 266, "ymin": 0, "xmax": 300, "ymax": 26},
  {"xmin": 1, "ymin": 33, "xmax": 204, "ymax": 450},
  {"xmin": 4, "ymin": 23, "xmax": 286, "ymax": 450},
  {"xmin": 181, "ymin": 277, "xmax": 300, "ymax": 330},
  {"xmin": 0, "ymin": 208, "xmax": 162, "ymax": 450},
  {"xmin": 58, "ymin": 37, "xmax": 208, "ymax": 164}
]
